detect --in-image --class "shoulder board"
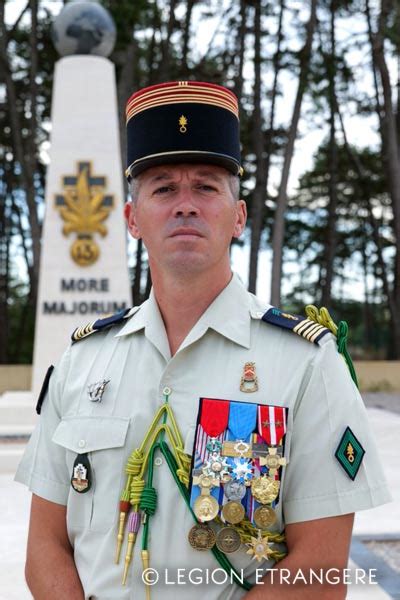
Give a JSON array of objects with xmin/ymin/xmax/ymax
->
[
  {"xmin": 71, "ymin": 307, "xmax": 133, "ymax": 343},
  {"xmin": 261, "ymin": 307, "xmax": 331, "ymax": 345}
]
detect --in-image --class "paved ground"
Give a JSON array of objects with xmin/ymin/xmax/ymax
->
[{"xmin": 1, "ymin": 394, "xmax": 399, "ymax": 599}]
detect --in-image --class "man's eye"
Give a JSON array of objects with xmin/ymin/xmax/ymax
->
[
  {"xmin": 154, "ymin": 186, "xmax": 173, "ymax": 194},
  {"xmin": 197, "ymin": 184, "xmax": 216, "ymax": 192}
]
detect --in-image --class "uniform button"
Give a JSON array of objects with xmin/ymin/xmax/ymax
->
[
  {"xmin": 155, "ymin": 457, "xmax": 163, "ymax": 466},
  {"xmin": 162, "ymin": 386, "xmax": 172, "ymax": 396},
  {"xmin": 78, "ymin": 439, "xmax": 86, "ymax": 448}
]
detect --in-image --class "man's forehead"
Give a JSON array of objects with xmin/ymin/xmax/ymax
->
[{"xmin": 140, "ymin": 164, "xmax": 229, "ymax": 183}]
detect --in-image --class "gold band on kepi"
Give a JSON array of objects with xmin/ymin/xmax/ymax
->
[{"xmin": 125, "ymin": 81, "xmax": 242, "ymax": 179}]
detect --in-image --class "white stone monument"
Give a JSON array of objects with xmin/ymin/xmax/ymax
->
[
  {"xmin": 0, "ymin": 1, "xmax": 132, "ymax": 459},
  {"xmin": 32, "ymin": 2, "xmax": 132, "ymax": 396}
]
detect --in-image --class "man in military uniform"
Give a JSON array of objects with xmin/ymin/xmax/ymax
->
[{"xmin": 16, "ymin": 82, "xmax": 391, "ymax": 600}]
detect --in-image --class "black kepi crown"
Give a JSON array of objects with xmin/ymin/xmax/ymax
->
[{"xmin": 125, "ymin": 81, "xmax": 242, "ymax": 180}]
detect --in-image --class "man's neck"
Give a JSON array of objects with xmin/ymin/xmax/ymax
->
[{"xmin": 151, "ymin": 264, "xmax": 233, "ymax": 356}]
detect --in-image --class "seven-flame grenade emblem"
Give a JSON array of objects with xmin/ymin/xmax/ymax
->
[{"xmin": 55, "ymin": 161, "xmax": 114, "ymax": 266}]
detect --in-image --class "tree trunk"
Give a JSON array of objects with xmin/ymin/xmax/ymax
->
[
  {"xmin": 270, "ymin": 0, "xmax": 317, "ymax": 306},
  {"xmin": 248, "ymin": 0, "xmax": 284, "ymax": 294},
  {"xmin": 0, "ymin": 2, "xmax": 41, "ymax": 303},
  {"xmin": 158, "ymin": 0, "xmax": 177, "ymax": 81},
  {"xmin": 368, "ymin": 0, "xmax": 400, "ymax": 355},
  {"xmin": 320, "ymin": 0, "xmax": 338, "ymax": 308},
  {"xmin": 181, "ymin": 0, "xmax": 195, "ymax": 73},
  {"xmin": 232, "ymin": 0, "xmax": 247, "ymax": 101},
  {"xmin": 248, "ymin": 1, "xmax": 265, "ymax": 294}
]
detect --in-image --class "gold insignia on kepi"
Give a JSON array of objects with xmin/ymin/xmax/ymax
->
[
  {"xmin": 335, "ymin": 426, "xmax": 365, "ymax": 480},
  {"xmin": 240, "ymin": 362, "xmax": 258, "ymax": 393},
  {"xmin": 179, "ymin": 115, "xmax": 188, "ymax": 133},
  {"xmin": 55, "ymin": 161, "xmax": 114, "ymax": 267}
]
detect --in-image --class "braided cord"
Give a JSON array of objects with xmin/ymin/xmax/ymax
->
[{"xmin": 305, "ymin": 305, "xmax": 359, "ymax": 387}]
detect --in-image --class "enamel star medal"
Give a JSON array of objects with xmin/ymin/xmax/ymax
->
[{"xmin": 246, "ymin": 530, "xmax": 274, "ymax": 562}]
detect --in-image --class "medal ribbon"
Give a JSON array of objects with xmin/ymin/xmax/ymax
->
[
  {"xmin": 258, "ymin": 405, "xmax": 287, "ymax": 445},
  {"xmin": 200, "ymin": 398, "xmax": 230, "ymax": 436},
  {"xmin": 227, "ymin": 401, "xmax": 257, "ymax": 441}
]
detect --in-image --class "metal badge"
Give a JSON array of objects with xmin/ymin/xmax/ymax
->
[
  {"xmin": 240, "ymin": 362, "xmax": 258, "ymax": 393},
  {"xmin": 71, "ymin": 453, "xmax": 91, "ymax": 493},
  {"xmin": 88, "ymin": 379, "xmax": 110, "ymax": 403}
]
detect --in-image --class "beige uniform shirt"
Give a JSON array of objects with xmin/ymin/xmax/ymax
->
[{"xmin": 16, "ymin": 275, "xmax": 391, "ymax": 599}]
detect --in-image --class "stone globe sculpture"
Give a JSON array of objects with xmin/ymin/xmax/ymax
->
[{"xmin": 52, "ymin": 0, "xmax": 116, "ymax": 58}]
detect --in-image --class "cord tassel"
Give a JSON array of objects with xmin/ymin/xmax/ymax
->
[{"xmin": 122, "ymin": 511, "xmax": 140, "ymax": 585}]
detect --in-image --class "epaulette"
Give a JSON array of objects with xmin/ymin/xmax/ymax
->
[
  {"xmin": 261, "ymin": 307, "xmax": 331, "ymax": 345},
  {"xmin": 71, "ymin": 307, "xmax": 133, "ymax": 343}
]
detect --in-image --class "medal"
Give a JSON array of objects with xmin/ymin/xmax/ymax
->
[
  {"xmin": 251, "ymin": 476, "xmax": 280, "ymax": 504},
  {"xmin": 188, "ymin": 523, "xmax": 216, "ymax": 550},
  {"xmin": 222, "ymin": 501, "xmax": 245, "ymax": 524},
  {"xmin": 222, "ymin": 439, "xmax": 252, "ymax": 458},
  {"xmin": 246, "ymin": 530, "xmax": 274, "ymax": 562},
  {"xmin": 229, "ymin": 457, "xmax": 254, "ymax": 484},
  {"xmin": 224, "ymin": 480, "xmax": 246, "ymax": 501},
  {"xmin": 194, "ymin": 494, "xmax": 219, "ymax": 522},
  {"xmin": 71, "ymin": 453, "xmax": 91, "ymax": 493},
  {"xmin": 253, "ymin": 505, "xmax": 277, "ymax": 529},
  {"xmin": 259, "ymin": 446, "xmax": 287, "ymax": 475},
  {"xmin": 202, "ymin": 453, "xmax": 230, "ymax": 480},
  {"xmin": 216, "ymin": 527, "xmax": 241, "ymax": 553}
]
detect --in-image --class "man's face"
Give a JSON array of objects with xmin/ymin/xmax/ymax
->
[{"xmin": 124, "ymin": 164, "xmax": 247, "ymax": 277}]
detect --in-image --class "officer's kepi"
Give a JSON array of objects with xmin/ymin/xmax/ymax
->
[{"xmin": 125, "ymin": 81, "xmax": 243, "ymax": 180}]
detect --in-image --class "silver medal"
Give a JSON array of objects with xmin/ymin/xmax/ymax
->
[{"xmin": 224, "ymin": 480, "xmax": 246, "ymax": 501}]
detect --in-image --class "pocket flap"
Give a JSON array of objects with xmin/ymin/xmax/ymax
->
[{"xmin": 52, "ymin": 416, "xmax": 130, "ymax": 453}]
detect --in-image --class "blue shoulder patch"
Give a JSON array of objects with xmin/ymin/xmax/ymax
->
[
  {"xmin": 262, "ymin": 307, "xmax": 330, "ymax": 345},
  {"xmin": 71, "ymin": 308, "xmax": 131, "ymax": 343}
]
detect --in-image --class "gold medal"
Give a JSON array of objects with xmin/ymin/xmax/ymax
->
[
  {"xmin": 259, "ymin": 447, "xmax": 287, "ymax": 475},
  {"xmin": 216, "ymin": 527, "xmax": 241, "ymax": 553},
  {"xmin": 222, "ymin": 501, "xmax": 245, "ymax": 524},
  {"xmin": 188, "ymin": 523, "xmax": 216, "ymax": 551},
  {"xmin": 194, "ymin": 494, "xmax": 219, "ymax": 522},
  {"xmin": 251, "ymin": 476, "xmax": 280, "ymax": 504},
  {"xmin": 246, "ymin": 530, "xmax": 274, "ymax": 562},
  {"xmin": 253, "ymin": 505, "xmax": 277, "ymax": 529}
]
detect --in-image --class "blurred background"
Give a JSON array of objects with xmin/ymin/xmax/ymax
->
[{"xmin": 1, "ymin": 0, "xmax": 400, "ymax": 365}]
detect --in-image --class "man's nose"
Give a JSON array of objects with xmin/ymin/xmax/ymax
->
[{"xmin": 173, "ymin": 189, "xmax": 200, "ymax": 217}]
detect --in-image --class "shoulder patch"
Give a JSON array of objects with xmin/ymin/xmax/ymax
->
[
  {"xmin": 261, "ymin": 307, "xmax": 330, "ymax": 345},
  {"xmin": 36, "ymin": 365, "xmax": 54, "ymax": 415},
  {"xmin": 71, "ymin": 307, "xmax": 132, "ymax": 343},
  {"xmin": 335, "ymin": 427, "xmax": 365, "ymax": 480}
]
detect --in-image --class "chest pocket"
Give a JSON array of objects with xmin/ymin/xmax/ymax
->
[{"xmin": 52, "ymin": 415, "xmax": 130, "ymax": 532}]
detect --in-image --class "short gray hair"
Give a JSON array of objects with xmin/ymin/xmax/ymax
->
[{"xmin": 129, "ymin": 172, "xmax": 240, "ymax": 203}]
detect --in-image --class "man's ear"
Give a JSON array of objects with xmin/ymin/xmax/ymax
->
[
  {"xmin": 232, "ymin": 199, "xmax": 247, "ymax": 238},
  {"xmin": 124, "ymin": 201, "xmax": 141, "ymax": 239}
]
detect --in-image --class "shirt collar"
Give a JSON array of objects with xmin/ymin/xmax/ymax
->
[{"xmin": 116, "ymin": 273, "xmax": 252, "ymax": 352}]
